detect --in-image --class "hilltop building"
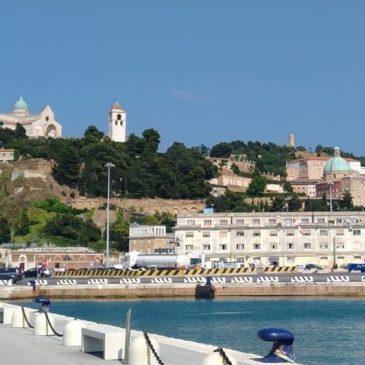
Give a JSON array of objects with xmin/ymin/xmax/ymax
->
[
  {"xmin": 315, "ymin": 147, "xmax": 365, "ymax": 206},
  {"xmin": 108, "ymin": 101, "xmax": 126, "ymax": 142},
  {"xmin": 0, "ymin": 96, "xmax": 62, "ymax": 138},
  {"xmin": 288, "ymin": 133, "xmax": 295, "ymax": 147}
]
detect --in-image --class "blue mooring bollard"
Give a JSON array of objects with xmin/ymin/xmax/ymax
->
[{"xmin": 257, "ymin": 327, "xmax": 296, "ymax": 363}]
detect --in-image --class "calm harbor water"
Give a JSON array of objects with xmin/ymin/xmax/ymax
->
[{"xmin": 11, "ymin": 297, "xmax": 365, "ymax": 365}]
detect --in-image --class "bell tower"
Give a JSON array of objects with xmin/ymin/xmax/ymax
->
[{"xmin": 108, "ymin": 102, "xmax": 126, "ymax": 142}]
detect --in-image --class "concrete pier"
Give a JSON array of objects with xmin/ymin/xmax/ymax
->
[{"xmin": 0, "ymin": 302, "xmax": 300, "ymax": 365}]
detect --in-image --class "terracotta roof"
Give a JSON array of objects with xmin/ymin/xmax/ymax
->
[{"xmin": 111, "ymin": 102, "xmax": 124, "ymax": 111}]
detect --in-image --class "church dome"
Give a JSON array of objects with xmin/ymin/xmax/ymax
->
[
  {"xmin": 323, "ymin": 147, "xmax": 351, "ymax": 174},
  {"xmin": 13, "ymin": 96, "xmax": 29, "ymax": 113}
]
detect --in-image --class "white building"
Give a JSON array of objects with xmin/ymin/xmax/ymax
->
[
  {"xmin": 0, "ymin": 96, "xmax": 62, "ymax": 138},
  {"xmin": 108, "ymin": 102, "xmax": 126, "ymax": 142},
  {"xmin": 174, "ymin": 211, "xmax": 365, "ymax": 269},
  {"xmin": 0, "ymin": 148, "xmax": 15, "ymax": 161},
  {"xmin": 129, "ymin": 223, "xmax": 173, "ymax": 253}
]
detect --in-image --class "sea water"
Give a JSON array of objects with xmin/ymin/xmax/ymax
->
[{"xmin": 12, "ymin": 297, "xmax": 365, "ymax": 365}]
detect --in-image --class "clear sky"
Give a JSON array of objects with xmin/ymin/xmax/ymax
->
[{"xmin": 1, "ymin": 1, "xmax": 365, "ymax": 155}]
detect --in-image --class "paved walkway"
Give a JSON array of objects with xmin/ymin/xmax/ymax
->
[{"xmin": 0, "ymin": 303, "xmax": 298, "ymax": 365}]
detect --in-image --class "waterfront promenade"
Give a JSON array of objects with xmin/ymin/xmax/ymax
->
[{"xmin": 0, "ymin": 302, "xmax": 283, "ymax": 365}]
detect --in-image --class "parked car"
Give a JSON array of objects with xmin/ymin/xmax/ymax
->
[
  {"xmin": 304, "ymin": 264, "xmax": 323, "ymax": 271},
  {"xmin": 23, "ymin": 267, "xmax": 51, "ymax": 278},
  {"xmin": 0, "ymin": 267, "xmax": 22, "ymax": 283}
]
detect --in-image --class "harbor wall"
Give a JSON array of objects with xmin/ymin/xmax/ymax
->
[{"xmin": 2, "ymin": 282, "xmax": 365, "ymax": 300}]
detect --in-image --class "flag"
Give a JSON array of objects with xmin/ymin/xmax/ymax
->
[{"xmin": 293, "ymin": 218, "xmax": 303, "ymax": 234}]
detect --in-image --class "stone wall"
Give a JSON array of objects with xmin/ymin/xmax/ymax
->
[{"xmin": 67, "ymin": 197, "xmax": 206, "ymax": 216}]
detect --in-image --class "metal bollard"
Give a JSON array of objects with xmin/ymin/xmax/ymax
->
[{"xmin": 129, "ymin": 334, "xmax": 160, "ymax": 365}]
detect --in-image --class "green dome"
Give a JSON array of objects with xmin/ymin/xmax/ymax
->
[
  {"xmin": 323, "ymin": 147, "xmax": 351, "ymax": 174},
  {"xmin": 13, "ymin": 95, "xmax": 28, "ymax": 111}
]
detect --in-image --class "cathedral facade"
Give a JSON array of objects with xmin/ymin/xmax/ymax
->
[{"xmin": 0, "ymin": 96, "xmax": 62, "ymax": 138}]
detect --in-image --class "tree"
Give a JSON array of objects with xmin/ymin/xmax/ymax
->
[
  {"xmin": 142, "ymin": 129, "xmax": 160, "ymax": 154},
  {"xmin": 15, "ymin": 123, "xmax": 27, "ymax": 139},
  {"xmin": 14, "ymin": 211, "xmax": 30, "ymax": 236},
  {"xmin": 109, "ymin": 212, "xmax": 129, "ymax": 252},
  {"xmin": 53, "ymin": 144, "xmax": 81, "ymax": 187},
  {"xmin": 246, "ymin": 175, "xmax": 267, "ymax": 196},
  {"xmin": 210, "ymin": 142, "xmax": 232, "ymax": 158},
  {"xmin": 0, "ymin": 216, "xmax": 11, "ymax": 243},
  {"xmin": 288, "ymin": 194, "xmax": 302, "ymax": 212},
  {"xmin": 341, "ymin": 191, "xmax": 353, "ymax": 210}
]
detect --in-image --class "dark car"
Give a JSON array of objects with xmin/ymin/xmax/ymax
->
[
  {"xmin": 0, "ymin": 267, "xmax": 22, "ymax": 283},
  {"xmin": 304, "ymin": 264, "xmax": 323, "ymax": 271},
  {"xmin": 23, "ymin": 267, "xmax": 51, "ymax": 278}
]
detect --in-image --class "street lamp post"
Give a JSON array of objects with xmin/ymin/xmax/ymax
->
[{"xmin": 105, "ymin": 162, "xmax": 115, "ymax": 268}]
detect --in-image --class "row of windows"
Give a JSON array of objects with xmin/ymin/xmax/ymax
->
[
  {"xmin": 186, "ymin": 217, "xmax": 360, "ymax": 226},
  {"xmin": 184, "ymin": 229, "xmax": 361, "ymax": 238},
  {"xmin": 185, "ymin": 242, "xmax": 346, "ymax": 251}
]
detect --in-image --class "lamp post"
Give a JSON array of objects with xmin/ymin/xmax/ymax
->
[{"xmin": 105, "ymin": 162, "xmax": 115, "ymax": 268}]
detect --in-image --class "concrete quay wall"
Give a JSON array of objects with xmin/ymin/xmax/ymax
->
[{"xmin": 2, "ymin": 282, "xmax": 365, "ymax": 300}]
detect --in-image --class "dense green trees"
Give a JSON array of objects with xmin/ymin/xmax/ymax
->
[{"xmin": 0, "ymin": 216, "xmax": 11, "ymax": 243}]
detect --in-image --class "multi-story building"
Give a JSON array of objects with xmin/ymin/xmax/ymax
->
[
  {"xmin": 129, "ymin": 223, "xmax": 174, "ymax": 253},
  {"xmin": 174, "ymin": 211, "xmax": 365, "ymax": 269}
]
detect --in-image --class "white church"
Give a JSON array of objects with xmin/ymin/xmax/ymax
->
[
  {"xmin": 0, "ymin": 96, "xmax": 127, "ymax": 142},
  {"xmin": 0, "ymin": 96, "xmax": 62, "ymax": 138}
]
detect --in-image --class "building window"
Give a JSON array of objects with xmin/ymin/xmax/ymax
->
[
  {"xmin": 336, "ymin": 230, "xmax": 344, "ymax": 236},
  {"xmin": 354, "ymin": 256, "xmax": 361, "ymax": 260},
  {"xmin": 320, "ymin": 256, "xmax": 328, "ymax": 260},
  {"xmin": 253, "ymin": 219, "xmax": 260, "ymax": 226},
  {"xmin": 253, "ymin": 243, "xmax": 261, "ymax": 250},
  {"xmin": 287, "ymin": 243, "xmax": 294, "ymax": 249},
  {"xmin": 287, "ymin": 257, "xmax": 295, "ymax": 263},
  {"xmin": 317, "ymin": 218, "xmax": 325, "ymax": 224},
  {"xmin": 185, "ymin": 245, "xmax": 193, "ymax": 251},
  {"xmin": 219, "ymin": 244, "xmax": 227, "ymax": 250},
  {"xmin": 236, "ymin": 231, "xmax": 245, "ymax": 237},
  {"xmin": 271, "ymin": 243, "xmax": 278, "ymax": 250},
  {"xmin": 304, "ymin": 243, "xmax": 311, "ymax": 249},
  {"xmin": 187, "ymin": 220, "xmax": 195, "ymax": 225},
  {"xmin": 353, "ymin": 229, "xmax": 361, "ymax": 236},
  {"xmin": 203, "ymin": 244, "xmax": 211, "ymax": 251},
  {"xmin": 285, "ymin": 218, "xmax": 292, "ymax": 225},
  {"xmin": 286, "ymin": 230, "xmax": 294, "ymax": 236},
  {"xmin": 320, "ymin": 243, "xmax": 329, "ymax": 249},
  {"xmin": 269, "ymin": 219, "xmax": 276, "ymax": 225},
  {"xmin": 220, "ymin": 219, "xmax": 228, "ymax": 225},
  {"xmin": 269, "ymin": 231, "xmax": 278, "ymax": 236},
  {"xmin": 203, "ymin": 220, "xmax": 212, "ymax": 226},
  {"xmin": 253, "ymin": 231, "xmax": 261, "ymax": 237},
  {"xmin": 319, "ymin": 230, "xmax": 328, "ymax": 236},
  {"xmin": 236, "ymin": 219, "xmax": 244, "ymax": 225},
  {"xmin": 302, "ymin": 230, "xmax": 311, "ymax": 236},
  {"xmin": 219, "ymin": 231, "xmax": 227, "ymax": 238},
  {"xmin": 202, "ymin": 232, "xmax": 210, "ymax": 238},
  {"xmin": 185, "ymin": 232, "xmax": 194, "ymax": 238},
  {"xmin": 301, "ymin": 218, "xmax": 309, "ymax": 224},
  {"xmin": 236, "ymin": 244, "xmax": 244, "ymax": 250}
]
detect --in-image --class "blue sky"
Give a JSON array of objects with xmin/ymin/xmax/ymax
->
[{"xmin": 1, "ymin": 1, "xmax": 365, "ymax": 155}]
